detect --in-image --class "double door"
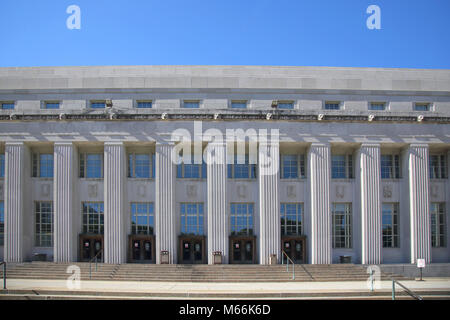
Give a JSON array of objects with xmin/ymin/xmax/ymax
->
[
  {"xmin": 129, "ymin": 235, "xmax": 155, "ymax": 263},
  {"xmin": 179, "ymin": 235, "xmax": 206, "ymax": 264},
  {"xmin": 229, "ymin": 236, "xmax": 256, "ymax": 264},
  {"xmin": 79, "ymin": 235, "xmax": 103, "ymax": 262},
  {"xmin": 281, "ymin": 236, "xmax": 306, "ymax": 263}
]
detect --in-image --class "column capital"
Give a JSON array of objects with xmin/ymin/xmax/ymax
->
[
  {"xmin": 359, "ymin": 143, "xmax": 381, "ymax": 148},
  {"xmin": 104, "ymin": 141, "xmax": 125, "ymax": 146},
  {"xmin": 408, "ymin": 143, "xmax": 429, "ymax": 149}
]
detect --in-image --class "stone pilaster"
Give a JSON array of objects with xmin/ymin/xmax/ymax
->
[
  {"xmin": 104, "ymin": 142, "xmax": 127, "ymax": 264},
  {"xmin": 408, "ymin": 144, "xmax": 431, "ymax": 263},
  {"xmin": 155, "ymin": 142, "xmax": 177, "ymax": 264},
  {"xmin": 358, "ymin": 144, "xmax": 382, "ymax": 264},
  {"xmin": 4, "ymin": 142, "xmax": 25, "ymax": 262},
  {"xmin": 53, "ymin": 142, "xmax": 76, "ymax": 262},
  {"xmin": 206, "ymin": 141, "xmax": 228, "ymax": 264},
  {"xmin": 308, "ymin": 143, "xmax": 332, "ymax": 264},
  {"xmin": 258, "ymin": 142, "xmax": 280, "ymax": 264}
]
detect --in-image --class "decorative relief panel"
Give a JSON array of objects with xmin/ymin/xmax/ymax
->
[
  {"xmin": 430, "ymin": 184, "xmax": 439, "ymax": 199},
  {"xmin": 335, "ymin": 185, "xmax": 345, "ymax": 199},
  {"xmin": 41, "ymin": 184, "xmax": 51, "ymax": 197},
  {"xmin": 383, "ymin": 185, "xmax": 392, "ymax": 198},
  {"xmin": 237, "ymin": 185, "xmax": 247, "ymax": 198},
  {"xmin": 138, "ymin": 185, "xmax": 146, "ymax": 198},
  {"xmin": 88, "ymin": 184, "xmax": 98, "ymax": 198},
  {"xmin": 287, "ymin": 185, "xmax": 296, "ymax": 198},
  {"xmin": 187, "ymin": 185, "xmax": 198, "ymax": 198}
]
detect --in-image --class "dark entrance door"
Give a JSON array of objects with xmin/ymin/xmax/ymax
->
[
  {"xmin": 178, "ymin": 235, "xmax": 206, "ymax": 264},
  {"xmin": 281, "ymin": 236, "xmax": 306, "ymax": 263},
  {"xmin": 79, "ymin": 235, "xmax": 103, "ymax": 262},
  {"xmin": 229, "ymin": 236, "xmax": 256, "ymax": 264},
  {"xmin": 128, "ymin": 235, "xmax": 156, "ymax": 263}
]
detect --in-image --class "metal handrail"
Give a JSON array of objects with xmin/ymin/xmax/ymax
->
[
  {"xmin": 89, "ymin": 249, "xmax": 103, "ymax": 280},
  {"xmin": 281, "ymin": 250, "xmax": 295, "ymax": 280},
  {"xmin": 392, "ymin": 279, "xmax": 423, "ymax": 300},
  {"xmin": 0, "ymin": 262, "xmax": 6, "ymax": 289}
]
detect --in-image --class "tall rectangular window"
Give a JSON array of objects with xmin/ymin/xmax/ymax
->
[
  {"xmin": 382, "ymin": 203, "xmax": 400, "ymax": 248},
  {"xmin": 82, "ymin": 202, "xmax": 104, "ymax": 234},
  {"xmin": 414, "ymin": 103, "xmax": 430, "ymax": 111},
  {"xmin": 131, "ymin": 202, "xmax": 154, "ymax": 235},
  {"xmin": 183, "ymin": 101, "xmax": 199, "ymax": 108},
  {"xmin": 324, "ymin": 101, "xmax": 341, "ymax": 110},
  {"xmin": 0, "ymin": 201, "xmax": 4, "ymax": 246},
  {"xmin": 278, "ymin": 102, "xmax": 294, "ymax": 109},
  {"xmin": 230, "ymin": 203, "xmax": 254, "ymax": 236},
  {"xmin": 136, "ymin": 101, "xmax": 152, "ymax": 108},
  {"xmin": 35, "ymin": 201, "xmax": 53, "ymax": 247},
  {"xmin": 32, "ymin": 153, "xmax": 54, "ymax": 178},
  {"xmin": 0, "ymin": 154, "xmax": 4, "ymax": 178},
  {"xmin": 1, "ymin": 102, "xmax": 14, "ymax": 110},
  {"xmin": 227, "ymin": 155, "xmax": 257, "ymax": 179},
  {"xmin": 180, "ymin": 203, "xmax": 204, "ymax": 235},
  {"xmin": 43, "ymin": 101, "xmax": 60, "ymax": 109},
  {"xmin": 430, "ymin": 203, "xmax": 446, "ymax": 248},
  {"xmin": 177, "ymin": 154, "xmax": 206, "ymax": 179},
  {"xmin": 128, "ymin": 153, "xmax": 153, "ymax": 178},
  {"xmin": 381, "ymin": 154, "xmax": 401, "ymax": 179},
  {"xmin": 79, "ymin": 153, "xmax": 103, "ymax": 178},
  {"xmin": 231, "ymin": 101, "xmax": 247, "ymax": 109},
  {"xmin": 331, "ymin": 154, "xmax": 353, "ymax": 179},
  {"xmin": 281, "ymin": 154, "xmax": 306, "ymax": 179},
  {"xmin": 332, "ymin": 203, "xmax": 352, "ymax": 248},
  {"xmin": 369, "ymin": 102, "xmax": 386, "ymax": 111},
  {"xmin": 429, "ymin": 154, "xmax": 447, "ymax": 179},
  {"xmin": 90, "ymin": 101, "xmax": 106, "ymax": 109},
  {"xmin": 280, "ymin": 203, "xmax": 303, "ymax": 236}
]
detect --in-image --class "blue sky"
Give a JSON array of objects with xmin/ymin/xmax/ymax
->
[{"xmin": 0, "ymin": 0, "xmax": 449, "ymax": 68}]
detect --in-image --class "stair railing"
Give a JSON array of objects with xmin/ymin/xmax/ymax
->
[
  {"xmin": 0, "ymin": 262, "xmax": 6, "ymax": 289},
  {"xmin": 281, "ymin": 250, "xmax": 295, "ymax": 280},
  {"xmin": 89, "ymin": 249, "xmax": 103, "ymax": 280},
  {"xmin": 392, "ymin": 278, "xmax": 423, "ymax": 300}
]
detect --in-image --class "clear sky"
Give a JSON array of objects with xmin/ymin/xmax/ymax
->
[{"xmin": 0, "ymin": 0, "xmax": 449, "ymax": 68}]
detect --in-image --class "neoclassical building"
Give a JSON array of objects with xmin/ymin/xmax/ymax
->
[{"xmin": 0, "ymin": 66, "xmax": 449, "ymax": 266}]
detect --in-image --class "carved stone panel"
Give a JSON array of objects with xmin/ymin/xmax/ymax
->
[
  {"xmin": 138, "ymin": 185, "xmax": 146, "ymax": 198},
  {"xmin": 383, "ymin": 185, "xmax": 392, "ymax": 198},
  {"xmin": 237, "ymin": 185, "xmax": 247, "ymax": 198},
  {"xmin": 287, "ymin": 185, "xmax": 296, "ymax": 198},
  {"xmin": 88, "ymin": 184, "xmax": 98, "ymax": 198},
  {"xmin": 187, "ymin": 185, "xmax": 198, "ymax": 198},
  {"xmin": 335, "ymin": 185, "xmax": 345, "ymax": 199},
  {"xmin": 41, "ymin": 184, "xmax": 51, "ymax": 197}
]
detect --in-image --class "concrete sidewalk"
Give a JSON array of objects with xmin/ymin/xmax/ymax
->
[{"xmin": 2, "ymin": 278, "xmax": 450, "ymax": 295}]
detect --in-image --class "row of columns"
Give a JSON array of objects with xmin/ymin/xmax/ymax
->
[{"xmin": 3, "ymin": 141, "xmax": 432, "ymax": 264}]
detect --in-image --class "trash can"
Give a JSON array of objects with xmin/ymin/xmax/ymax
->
[
  {"xmin": 269, "ymin": 254, "xmax": 277, "ymax": 265},
  {"xmin": 160, "ymin": 250, "xmax": 169, "ymax": 264},
  {"xmin": 213, "ymin": 251, "xmax": 222, "ymax": 264},
  {"xmin": 340, "ymin": 255, "xmax": 352, "ymax": 264},
  {"xmin": 33, "ymin": 253, "xmax": 47, "ymax": 261}
]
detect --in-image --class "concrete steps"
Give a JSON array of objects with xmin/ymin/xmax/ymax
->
[{"xmin": 1, "ymin": 262, "xmax": 411, "ymax": 282}]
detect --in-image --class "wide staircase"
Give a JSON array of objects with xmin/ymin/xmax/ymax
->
[{"xmin": 1, "ymin": 262, "xmax": 410, "ymax": 282}]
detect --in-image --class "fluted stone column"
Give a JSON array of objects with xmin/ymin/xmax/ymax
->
[
  {"xmin": 53, "ymin": 142, "xmax": 76, "ymax": 262},
  {"xmin": 358, "ymin": 144, "xmax": 382, "ymax": 264},
  {"xmin": 258, "ymin": 142, "xmax": 280, "ymax": 264},
  {"xmin": 4, "ymin": 142, "xmax": 25, "ymax": 262},
  {"xmin": 155, "ymin": 142, "xmax": 177, "ymax": 264},
  {"xmin": 104, "ymin": 142, "xmax": 127, "ymax": 264},
  {"xmin": 206, "ymin": 141, "xmax": 228, "ymax": 264},
  {"xmin": 408, "ymin": 144, "xmax": 431, "ymax": 263},
  {"xmin": 308, "ymin": 143, "xmax": 332, "ymax": 264}
]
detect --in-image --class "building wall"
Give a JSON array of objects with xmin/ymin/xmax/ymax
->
[{"xmin": 0, "ymin": 66, "xmax": 449, "ymax": 264}]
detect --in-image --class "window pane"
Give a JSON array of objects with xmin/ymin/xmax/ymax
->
[
  {"xmin": 325, "ymin": 102, "xmax": 340, "ymax": 110},
  {"xmin": 184, "ymin": 102, "xmax": 199, "ymax": 108},
  {"xmin": 45, "ymin": 102, "xmax": 60, "ymax": 109},
  {"xmin": 91, "ymin": 102, "xmax": 105, "ymax": 109},
  {"xmin": 1, "ymin": 103, "xmax": 14, "ymax": 109},
  {"xmin": 137, "ymin": 101, "xmax": 152, "ymax": 108},
  {"xmin": 231, "ymin": 102, "xmax": 247, "ymax": 109},
  {"xmin": 86, "ymin": 154, "xmax": 102, "ymax": 178},
  {"xmin": 278, "ymin": 102, "xmax": 294, "ymax": 109}
]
